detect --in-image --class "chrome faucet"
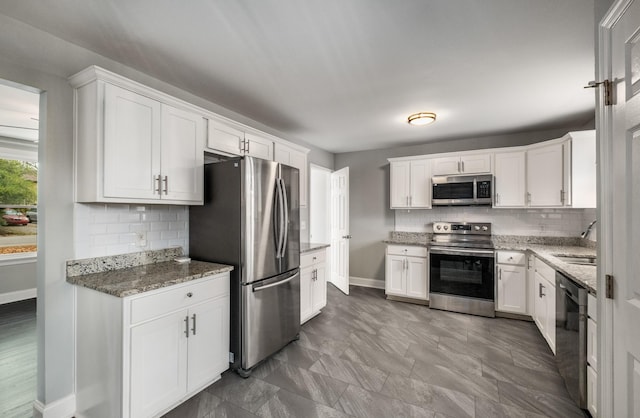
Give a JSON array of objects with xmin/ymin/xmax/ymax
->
[{"xmin": 581, "ymin": 219, "xmax": 597, "ymax": 239}]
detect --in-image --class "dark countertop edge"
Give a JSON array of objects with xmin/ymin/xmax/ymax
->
[
  {"xmin": 301, "ymin": 243, "xmax": 331, "ymax": 253},
  {"xmin": 67, "ymin": 261, "xmax": 234, "ymax": 298},
  {"xmin": 383, "ymin": 239, "xmax": 597, "ymax": 295}
]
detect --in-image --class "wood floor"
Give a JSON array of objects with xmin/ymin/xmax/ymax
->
[
  {"xmin": 0, "ymin": 298, "xmax": 36, "ymax": 418},
  {"xmin": 163, "ymin": 285, "xmax": 587, "ymax": 418}
]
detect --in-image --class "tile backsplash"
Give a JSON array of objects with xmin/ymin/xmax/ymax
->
[
  {"xmin": 395, "ymin": 207, "xmax": 597, "ymax": 239},
  {"xmin": 74, "ymin": 203, "xmax": 188, "ymax": 259}
]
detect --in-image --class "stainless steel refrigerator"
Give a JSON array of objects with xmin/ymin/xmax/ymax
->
[{"xmin": 189, "ymin": 156, "xmax": 300, "ymax": 377}]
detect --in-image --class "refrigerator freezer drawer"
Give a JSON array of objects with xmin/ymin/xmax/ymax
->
[{"xmin": 242, "ymin": 269, "xmax": 300, "ymax": 370}]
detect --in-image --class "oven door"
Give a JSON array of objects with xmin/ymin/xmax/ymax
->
[{"xmin": 429, "ymin": 247, "xmax": 495, "ymax": 300}]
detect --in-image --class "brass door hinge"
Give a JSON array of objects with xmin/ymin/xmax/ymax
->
[
  {"xmin": 605, "ymin": 274, "xmax": 614, "ymax": 299},
  {"xmin": 584, "ymin": 80, "xmax": 612, "ymax": 106}
]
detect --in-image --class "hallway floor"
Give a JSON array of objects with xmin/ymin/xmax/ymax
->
[
  {"xmin": 163, "ymin": 285, "xmax": 586, "ymax": 418},
  {"xmin": 0, "ymin": 298, "xmax": 36, "ymax": 418}
]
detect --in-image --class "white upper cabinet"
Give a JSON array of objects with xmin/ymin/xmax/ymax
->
[
  {"xmin": 494, "ymin": 151, "xmax": 526, "ymax": 207},
  {"xmin": 274, "ymin": 142, "xmax": 309, "ymax": 207},
  {"xmin": 432, "ymin": 153, "xmax": 491, "ymax": 175},
  {"xmin": 161, "ymin": 105, "xmax": 205, "ymax": 203},
  {"xmin": 207, "ymin": 119, "xmax": 274, "ymax": 160},
  {"xmin": 389, "ymin": 158, "xmax": 431, "ymax": 209},
  {"xmin": 102, "ymin": 84, "xmax": 162, "ymax": 201},
  {"xmin": 527, "ymin": 142, "xmax": 564, "ymax": 207},
  {"xmin": 71, "ymin": 69, "xmax": 206, "ymax": 205}
]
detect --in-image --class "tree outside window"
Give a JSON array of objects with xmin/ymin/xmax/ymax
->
[{"xmin": 0, "ymin": 158, "xmax": 37, "ymax": 255}]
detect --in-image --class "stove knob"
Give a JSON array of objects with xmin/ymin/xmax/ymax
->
[
  {"xmin": 436, "ymin": 225, "xmax": 441, "ymax": 230},
  {"xmin": 474, "ymin": 225, "xmax": 481, "ymax": 231},
  {"xmin": 443, "ymin": 225, "xmax": 449, "ymax": 231},
  {"xmin": 482, "ymin": 226, "xmax": 488, "ymax": 231}
]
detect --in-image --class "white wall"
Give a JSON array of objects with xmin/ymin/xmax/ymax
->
[{"xmin": 0, "ymin": 260, "xmax": 37, "ymax": 303}]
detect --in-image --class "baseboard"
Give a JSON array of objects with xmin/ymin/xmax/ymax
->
[
  {"xmin": 0, "ymin": 288, "xmax": 36, "ymax": 305},
  {"xmin": 349, "ymin": 276, "xmax": 384, "ymax": 289},
  {"xmin": 33, "ymin": 394, "xmax": 76, "ymax": 418}
]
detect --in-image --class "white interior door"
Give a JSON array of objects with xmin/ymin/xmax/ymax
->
[
  {"xmin": 601, "ymin": 1, "xmax": 640, "ymax": 416},
  {"xmin": 331, "ymin": 167, "xmax": 349, "ymax": 295}
]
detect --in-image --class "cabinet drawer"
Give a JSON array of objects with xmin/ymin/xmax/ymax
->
[
  {"xmin": 301, "ymin": 249, "xmax": 326, "ymax": 268},
  {"xmin": 496, "ymin": 251, "xmax": 525, "ymax": 265},
  {"xmin": 588, "ymin": 293, "xmax": 597, "ymax": 320},
  {"xmin": 130, "ymin": 274, "xmax": 229, "ymax": 324},
  {"xmin": 535, "ymin": 259, "xmax": 556, "ymax": 284},
  {"xmin": 387, "ymin": 245, "xmax": 427, "ymax": 257}
]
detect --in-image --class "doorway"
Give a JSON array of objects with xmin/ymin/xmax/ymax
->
[{"xmin": 0, "ymin": 79, "xmax": 40, "ymax": 417}]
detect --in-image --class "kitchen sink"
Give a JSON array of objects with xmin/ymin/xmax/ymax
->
[{"xmin": 555, "ymin": 255, "xmax": 597, "ymax": 266}]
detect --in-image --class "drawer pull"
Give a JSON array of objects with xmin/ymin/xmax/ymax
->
[{"xmin": 187, "ymin": 292, "xmax": 193, "ymax": 298}]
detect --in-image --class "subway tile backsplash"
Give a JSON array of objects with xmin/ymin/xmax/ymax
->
[
  {"xmin": 395, "ymin": 207, "xmax": 597, "ymax": 239},
  {"xmin": 74, "ymin": 203, "xmax": 188, "ymax": 259}
]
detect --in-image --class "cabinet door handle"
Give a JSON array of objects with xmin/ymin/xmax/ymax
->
[
  {"xmin": 184, "ymin": 316, "xmax": 190, "ymax": 338},
  {"xmin": 155, "ymin": 175, "xmax": 161, "ymax": 194},
  {"xmin": 191, "ymin": 313, "xmax": 197, "ymax": 335},
  {"xmin": 527, "ymin": 192, "xmax": 532, "ymax": 204},
  {"xmin": 498, "ymin": 268, "xmax": 502, "ymax": 281},
  {"xmin": 495, "ymin": 193, "xmax": 500, "ymax": 204},
  {"xmin": 409, "ymin": 195, "xmax": 412, "ymax": 206},
  {"xmin": 457, "ymin": 161, "xmax": 461, "ymax": 173},
  {"xmin": 163, "ymin": 176, "xmax": 168, "ymax": 195},
  {"xmin": 539, "ymin": 283, "xmax": 546, "ymax": 298},
  {"xmin": 246, "ymin": 140, "xmax": 250, "ymax": 154},
  {"xmin": 461, "ymin": 160, "xmax": 465, "ymax": 172}
]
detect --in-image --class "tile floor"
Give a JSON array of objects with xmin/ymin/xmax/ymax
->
[{"xmin": 163, "ymin": 285, "xmax": 587, "ymax": 418}]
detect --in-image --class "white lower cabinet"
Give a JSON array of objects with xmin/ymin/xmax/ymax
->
[
  {"xmin": 75, "ymin": 273, "xmax": 230, "ymax": 418},
  {"xmin": 300, "ymin": 248, "xmax": 327, "ymax": 324},
  {"xmin": 496, "ymin": 251, "xmax": 528, "ymax": 315},
  {"xmin": 587, "ymin": 293, "xmax": 598, "ymax": 417},
  {"xmin": 532, "ymin": 259, "xmax": 556, "ymax": 354},
  {"xmin": 385, "ymin": 245, "xmax": 428, "ymax": 301}
]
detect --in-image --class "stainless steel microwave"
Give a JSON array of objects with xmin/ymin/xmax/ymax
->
[{"xmin": 432, "ymin": 174, "xmax": 492, "ymax": 206}]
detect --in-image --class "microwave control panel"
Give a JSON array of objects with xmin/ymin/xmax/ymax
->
[{"xmin": 476, "ymin": 181, "xmax": 491, "ymax": 199}]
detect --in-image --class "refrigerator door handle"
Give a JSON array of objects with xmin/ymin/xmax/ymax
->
[
  {"xmin": 275, "ymin": 178, "xmax": 286, "ymax": 259},
  {"xmin": 252, "ymin": 271, "xmax": 297, "ymax": 292},
  {"xmin": 280, "ymin": 178, "xmax": 289, "ymax": 257}
]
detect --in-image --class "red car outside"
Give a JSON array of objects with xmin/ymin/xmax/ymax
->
[{"xmin": 2, "ymin": 209, "xmax": 30, "ymax": 226}]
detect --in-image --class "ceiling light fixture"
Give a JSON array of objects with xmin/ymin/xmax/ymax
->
[{"xmin": 407, "ymin": 112, "xmax": 436, "ymax": 126}]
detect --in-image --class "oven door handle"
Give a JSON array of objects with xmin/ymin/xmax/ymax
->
[{"xmin": 429, "ymin": 247, "xmax": 495, "ymax": 257}]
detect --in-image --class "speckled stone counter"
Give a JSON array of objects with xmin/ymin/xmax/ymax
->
[
  {"xmin": 66, "ymin": 248, "xmax": 233, "ymax": 297},
  {"xmin": 301, "ymin": 242, "xmax": 331, "ymax": 253},
  {"xmin": 383, "ymin": 232, "xmax": 597, "ymax": 294}
]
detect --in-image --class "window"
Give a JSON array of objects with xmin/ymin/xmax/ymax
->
[{"xmin": 0, "ymin": 83, "xmax": 39, "ymax": 259}]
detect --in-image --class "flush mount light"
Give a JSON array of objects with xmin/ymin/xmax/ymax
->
[{"xmin": 407, "ymin": 112, "xmax": 436, "ymax": 126}]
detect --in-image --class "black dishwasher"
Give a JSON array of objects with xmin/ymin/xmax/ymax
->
[{"xmin": 555, "ymin": 272, "xmax": 588, "ymax": 410}]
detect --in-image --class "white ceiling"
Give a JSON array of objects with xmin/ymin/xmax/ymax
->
[
  {"xmin": 0, "ymin": 1, "xmax": 595, "ymax": 153},
  {"xmin": 0, "ymin": 83, "xmax": 39, "ymax": 142}
]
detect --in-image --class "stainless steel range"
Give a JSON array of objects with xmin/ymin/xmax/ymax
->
[{"xmin": 429, "ymin": 222, "xmax": 495, "ymax": 317}]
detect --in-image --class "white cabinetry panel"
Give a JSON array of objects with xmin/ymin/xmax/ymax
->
[
  {"xmin": 103, "ymin": 83, "xmax": 161, "ymax": 200},
  {"xmin": 300, "ymin": 248, "xmax": 327, "ymax": 323},
  {"xmin": 385, "ymin": 245, "xmax": 428, "ymax": 301},
  {"xmin": 494, "ymin": 151, "xmax": 526, "ymax": 207},
  {"xmin": 527, "ymin": 143, "xmax": 564, "ymax": 207},
  {"xmin": 389, "ymin": 159, "xmax": 431, "ymax": 209}
]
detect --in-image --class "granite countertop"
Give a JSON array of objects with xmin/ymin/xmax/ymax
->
[
  {"xmin": 301, "ymin": 242, "xmax": 331, "ymax": 253},
  {"xmin": 66, "ymin": 248, "xmax": 233, "ymax": 297},
  {"xmin": 384, "ymin": 232, "xmax": 597, "ymax": 294}
]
